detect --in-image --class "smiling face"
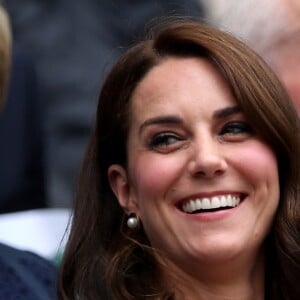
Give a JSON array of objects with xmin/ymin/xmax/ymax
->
[{"xmin": 108, "ymin": 57, "xmax": 280, "ymax": 278}]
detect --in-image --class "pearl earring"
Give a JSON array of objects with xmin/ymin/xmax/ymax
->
[{"xmin": 127, "ymin": 213, "xmax": 139, "ymax": 229}]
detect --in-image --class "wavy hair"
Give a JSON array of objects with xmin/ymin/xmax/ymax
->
[{"xmin": 58, "ymin": 20, "xmax": 300, "ymax": 300}]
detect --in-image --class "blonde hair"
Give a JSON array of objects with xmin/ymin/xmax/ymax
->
[{"xmin": 0, "ymin": 5, "xmax": 11, "ymax": 110}]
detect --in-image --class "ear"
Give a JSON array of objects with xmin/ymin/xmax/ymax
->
[{"xmin": 108, "ymin": 164, "xmax": 138, "ymax": 213}]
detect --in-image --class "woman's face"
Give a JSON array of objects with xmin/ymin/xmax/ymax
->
[{"xmin": 109, "ymin": 57, "xmax": 279, "ymax": 273}]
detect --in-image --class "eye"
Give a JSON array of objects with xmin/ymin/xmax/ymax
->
[
  {"xmin": 220, "ymin": 121, "xmax": 254, "ymax": 136},
  {"xmin": 148, "ymin": 133, "xmax": 183, "ymax": 150}
]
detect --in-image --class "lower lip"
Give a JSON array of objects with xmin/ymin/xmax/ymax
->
[{"xmin": 178, "ymin": 200, "xmax": 245, "ymax": 222}]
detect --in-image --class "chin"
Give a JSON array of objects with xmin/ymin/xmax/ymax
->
[{"xmin": 183, "ymin": 235, "xmax": 262, "ymax": 265}]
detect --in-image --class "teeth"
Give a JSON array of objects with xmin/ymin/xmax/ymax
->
[
  {"xmin": 182, "ymin": 194, "xmax": 241, "ymax": 214},
  {"xmin": 190, "ymin": 200, "xmax": 197, "ymax": 211},
  {"xmin": 220, "ymin": 195, "xmax": 227, "ymax": 207},
  {"xmin": 202, "ymin": 198, "xmax": 210, "ymax": 209},
  {"xmin": 195, "ymin": 199, "xmax": 202, "ymax": 210},
  {"xmin": 211, "ymin": 196, "xmax": 220, "ymax": 208},
  {"xmin": 227, "ymin": 195, "xmax": 233, "ymax": 207}
]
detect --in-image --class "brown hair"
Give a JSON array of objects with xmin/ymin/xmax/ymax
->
[
  {"xmin": 0, "ymin": 6, "xmax": 11, "ymax": 110},
  {"xmin": 58, "ymin": 20, "xmax": 300, "ymax": 299}
]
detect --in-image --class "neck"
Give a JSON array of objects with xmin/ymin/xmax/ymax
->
[{"xmin": 160, "ymin": 250, "xmax": 265, "ymax": 300}]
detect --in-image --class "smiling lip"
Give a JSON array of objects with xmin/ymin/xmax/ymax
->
[{"xmin": 177, "ymin": 192, "xmax": 246, "ymax": 214}]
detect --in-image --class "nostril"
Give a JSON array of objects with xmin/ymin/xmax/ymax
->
[
  {"xmin": 192, "ymin": 168, "xmax": 224, "ymax": 179},
  {"xmin": 190, "ymin": 161, "xmax": 227, "ymax": 178},
  {"xmin": 214, "ymin": 169, "xmax": 225, "ymax": 176}
]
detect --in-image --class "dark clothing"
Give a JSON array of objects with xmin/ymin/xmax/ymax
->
[
  {"xmin": 0, "ymin": 47, "xmax": 46, "ymax": 213},
  {"xmin": 0, "ymin": 243, "xmax": 57, "ymax": 299}
]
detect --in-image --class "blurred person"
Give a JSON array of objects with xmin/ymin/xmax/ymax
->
[
  {"xmin": 0, "ymin": 6, "xmax": 57, "ymax": 299},
  {"xmin": 204, "ymin": 0, "xmax": 300, "ymax": 112},
  {"xmin": 0, "ymin": 45, "xmax": 46, "ymax": 213},
  {"xmin": 59, "ymin": 20, "xmax": 300, "ymax": 299},
  {"xmin": 4, "ymin": 0, "xmax": 205, "ymax": 208}
]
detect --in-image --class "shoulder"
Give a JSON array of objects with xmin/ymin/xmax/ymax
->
[{"xmin": 0, "ymin": 242, "xmax": 58, "ymax": 300}]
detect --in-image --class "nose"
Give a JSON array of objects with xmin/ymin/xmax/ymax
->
[{"xmin": 188, "ymin": 136, "xmax": 227, "ymax": 179}]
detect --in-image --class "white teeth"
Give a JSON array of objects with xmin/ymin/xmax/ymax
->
[
  {"xmin": 220, "ymin": 195, "xmax": 227, "ymax": 207},
  {"xmin": 182, "ymin": 194, "xmax": 241, "ymax": 214},
  {"xmin": 195, "ymin": 199, "xmax": 202, "ymax": 210},
  {"xmin": 226, "ymin": 195, "xmax": 233, "ymax": 206},
  {"xmin": 190, "ymin": 200, "xmax": 197, "ymax": 211},
  {"xmin": 233, "ymin": 196, "xmax": 241, "ymax": 206},
  {"xmin": 211, "ymin": 196, "xmax": 220, "ymax": 209},
  {"xmin": 233, "ymin": 196, "xmax": 237, "ymax": 206},
  {"xmin": 202, "ymin": 198, "xmax": 211, "ymax": 209}
]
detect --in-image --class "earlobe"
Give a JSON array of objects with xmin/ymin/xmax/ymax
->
[{"xmin": 108, "ymin": 164, "xmax": 136, "ymax": 212}]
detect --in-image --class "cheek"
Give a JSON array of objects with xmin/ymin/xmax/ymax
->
[
  {"xmin": 129, "ymin": 152, "xmax": 186, "ymax": 199},
  {"xmin": 230, "ymin": 141, "xmax": 279, "ymax": 189}
]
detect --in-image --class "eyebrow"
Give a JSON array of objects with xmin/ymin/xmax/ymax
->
[
  {"xmin": 139, "ymin": 115, "xmax": 182, "ymax": 135},
  {"xmin": 213, "ymin": 105, "xmax": 241, "ymax": 119},
  {"xmin": 139, "ymin": 105, "xmax": 241, "ymax": 134}
]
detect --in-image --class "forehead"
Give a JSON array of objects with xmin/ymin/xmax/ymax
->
[{"xmin": 129, "ymin": 56, "xmax": 235, "ymax": 117}]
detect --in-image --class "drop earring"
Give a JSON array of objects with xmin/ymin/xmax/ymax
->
[{"xmin": 127, "ymin": 213, "xmax": 139, "ymax": 229}]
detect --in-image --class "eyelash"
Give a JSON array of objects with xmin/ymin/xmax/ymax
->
[
  {"xmin": 148, "ymin": 133, "xmax": 182, "ymax": 149},
  {"xmin": 148, "ymin": 121, "xmax": 253, "ymax": 150},
  {"xmin": 219, "ymin": 121, "xmax": 253, "ymax": 136}
]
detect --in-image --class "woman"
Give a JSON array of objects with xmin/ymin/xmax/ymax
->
[{"xmin": 59, "ymin": 21, "xmax": 300, "ymax": 299}]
